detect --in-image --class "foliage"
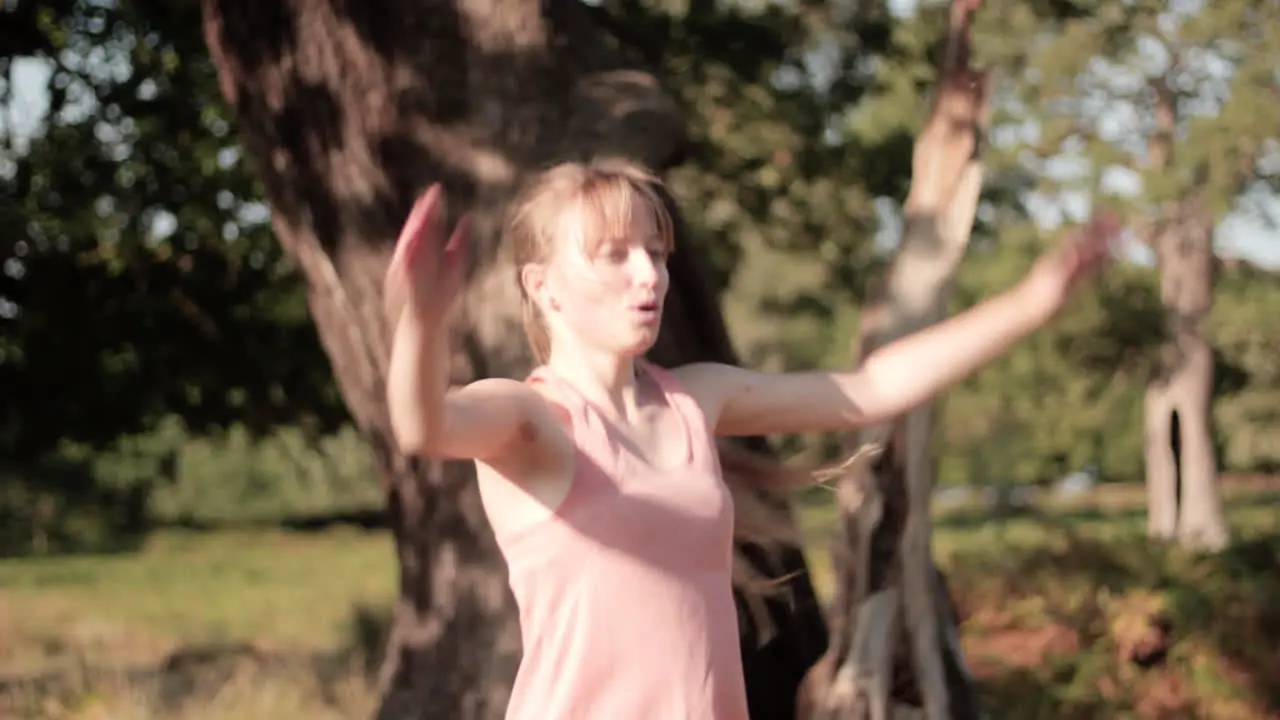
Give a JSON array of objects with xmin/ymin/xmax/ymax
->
[
  {"xmin": 941, "ymin": 496, "xmax": 1280, "ymax": 719},
  {"xmin": 1, "ymin": 418, "xmax": 381, "ymax": 555},
  {"xmin": 1211, "ymin": 261, "xmax": 1280, "ymax": 472},
  {"xmin": 1, "ymin": 0, "xmax": 346, "ymax": 463},
  {"xmin": 4, "ymin": 0, "xmax": 1280, "ymax": 551},
  {"xmin": 2, "ymin": 0, "xmax": 355, "ymax": 553},
  {"xmin": 971, "ymin": 0, "xmax": 1280, "ymax": 215},
  {"xmin": 937, "ymin": 239, "xmax": 1168, "ymax": 486}
]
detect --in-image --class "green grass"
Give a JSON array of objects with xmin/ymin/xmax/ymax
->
[
  {"xmin": 0, "ymin": 527, "xmax": 396, "ymax": 675},
  {"xmin": 2, "ymin": 487, "xmax": 1279, "ymax": 719}
]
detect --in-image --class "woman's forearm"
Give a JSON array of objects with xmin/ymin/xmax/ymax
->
[
  {"xmin": 855, "ymin": 278, "xmax": 1049, "ymax": 418},
  {"xmin": 386, "ymin": 310, "xmax": 452, "ymax": 456}
]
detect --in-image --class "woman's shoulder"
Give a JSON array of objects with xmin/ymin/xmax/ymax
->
[
  {"xmin": 661, "ymin": 360, "xmax": 744, "ymax": 395},
  {"xmin": 654, "ymin": 360, "xmax": 732, "ymax": 384},
  {"xmin": 652, "ymin": 360, "xmax": 738, "ymax": 426},
  {"xmin": 521, "ymin": 371, "xmax": 576, "ymax": 432}
]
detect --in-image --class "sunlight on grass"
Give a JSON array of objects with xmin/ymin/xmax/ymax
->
[
  {"xmin": 0, "ymin": 528, "xmax": 395, "ymax": 675},
  {"xmin": 3, "ymin": 489, "xmax": 1278, "ymax": 719},
  {"xmin": 796, "ymin": 489, "xmax": 1280, "ymax": 602}
]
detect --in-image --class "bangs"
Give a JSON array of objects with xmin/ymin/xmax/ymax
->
[{"xmin": 571, "ymin": 171, "xmax": 676, "ymax": 258}]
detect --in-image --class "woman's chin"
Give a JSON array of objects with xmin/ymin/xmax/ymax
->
[{"xmin": 618, "ymin": 332, "xmax": 659, "ymax": 358}]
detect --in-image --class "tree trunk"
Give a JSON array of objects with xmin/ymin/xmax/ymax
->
[
  {"xmin": 1145, "ymin": 203, "xmax": 1228, "ymax": 551},
  {"xmin": 1143, "ymin": 386, "xmax": 1179, "ymax": 539},
  {"xmin": 809, "ymin": 2, "xmax": 986, "ymax": 718},
  {"xmin": 1142, "ymin": 81, "xmax": 1229, "ymax": 552},
  {"xmin": 200, "ymin": 1, "xmax": 826, "ymax": 718}
]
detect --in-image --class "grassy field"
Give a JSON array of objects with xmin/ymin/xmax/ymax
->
[{"xmin": 2, "ymin": 486, "xmax": 1279, "ymax": 719}]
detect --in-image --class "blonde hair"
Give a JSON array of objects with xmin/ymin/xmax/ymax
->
[{"xmin": 505, "ymin": 159, "xmax": 676, "ymax": 364}]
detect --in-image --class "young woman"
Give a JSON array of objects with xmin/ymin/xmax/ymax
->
[{"xmin": 383, "ymin": 159, "xmax": 1115, "ymax": 720}]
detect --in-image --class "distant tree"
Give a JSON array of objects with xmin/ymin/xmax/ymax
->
[{"xmin": 983, "ymin": 0, "xmax": 1280, "ymax": 550}]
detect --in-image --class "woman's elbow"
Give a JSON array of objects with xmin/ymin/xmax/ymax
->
[
  {"xmin": 387, "ymin": 411, "xmax": 446, "ymax": 458},
  {"xmin": 859, "ymin": 394, "xmax": 929, "ymax": 427},
  {"xmin": 387, "ymin": 425, "xmax": 430, "ymax": 458}
]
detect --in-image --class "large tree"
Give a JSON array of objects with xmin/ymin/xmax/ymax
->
[{"xmin": 199, "ymin": 0, "xmax": 825, "ymax": 717}]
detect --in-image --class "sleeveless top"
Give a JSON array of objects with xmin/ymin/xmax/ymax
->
[{"xmin": 494, "ymin": 359, "xmax": 748, "ymax": 720}]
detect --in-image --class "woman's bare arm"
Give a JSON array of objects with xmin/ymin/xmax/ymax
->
[
  {"xmin": 679, "ymin": 278, "xmax": 1045, "ymax": 438},
  {"xmin": 678, "ymin": 219, "xmax": 1115, "ymax": 439},
  {"xmin": 384, "ymin": 184, "xmax": 551, "ymax": 462},
  {"xmin": 386, "ymin": 310, "xmax": 545, "ymax": 461}
]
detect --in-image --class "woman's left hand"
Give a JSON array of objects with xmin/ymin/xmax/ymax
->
[{"xmin": 1020, "ymin": 212, "xmax": 1123, "ymax": 318}]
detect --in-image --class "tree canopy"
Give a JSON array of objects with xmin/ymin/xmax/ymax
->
[{"xmin": 2, "ymin": 0, "xmax": 1277, "ymax": 545}]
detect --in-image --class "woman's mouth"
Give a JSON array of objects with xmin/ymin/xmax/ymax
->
[{"xmin": 632, "ymin": 301, "xmax": 661, "ymax": 323}]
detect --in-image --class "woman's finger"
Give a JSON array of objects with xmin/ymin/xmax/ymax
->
[
  {"xmin": 438, "ymin": 213, "xmax": 471, "ymax": 286},
  {"xmin": 444, "ymin": 213, "xmax": 471, "ymax": 255},
  {"xmin": 407, "ymin": 185, "xmax": 447, "ymax": 269},
  {"xmin": 390, "ymin": 184, "xmax": 443, "ymax": 273},
  {"xmin": 383, "ymin": 265, "xmax": 407, "ymax": 324}
]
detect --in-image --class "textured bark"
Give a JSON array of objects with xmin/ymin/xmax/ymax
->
[
  {"xmin": 809, "ymin": 1, "xmax": 986, "ymax": 718},
  {"xmin": 200, "ymin": 1, "xmax": 826, "ymax": 718},
  {"xmin": 1142, "ymin": 81, "xmax": 1229, "ymax": 552}
]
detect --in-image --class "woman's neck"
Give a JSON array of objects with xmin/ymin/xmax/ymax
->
[{"xmin": 545, "ymin": 344, "xmax": 642, "ymax": 421}]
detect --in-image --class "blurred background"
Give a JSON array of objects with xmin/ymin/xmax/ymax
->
[{"xmin": 2, "ymin": 0, "xmax": 1279, "ymax": 718}]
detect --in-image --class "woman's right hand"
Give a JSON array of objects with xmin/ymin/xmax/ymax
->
[{"xmin": 383, "ymin": 183, "xmax": 472, "ymax": 327}]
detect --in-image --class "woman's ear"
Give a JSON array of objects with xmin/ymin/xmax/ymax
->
[{"xmin": 520, "ymin": 263, "xmax": 547, "ymax": 307}]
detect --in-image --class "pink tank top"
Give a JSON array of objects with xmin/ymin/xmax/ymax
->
[{"xmin": 494, "ymin": 359, "xmax": 748, "ymax": 720}]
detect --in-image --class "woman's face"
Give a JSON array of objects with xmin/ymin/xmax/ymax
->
[{"xmin": 537, "ymin": 190, "xmax": 671, "ymax": 359}]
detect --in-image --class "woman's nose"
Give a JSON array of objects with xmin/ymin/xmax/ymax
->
[{"xmin": 630, "ymin": 249, "xmax": 660, "ymax": 287}]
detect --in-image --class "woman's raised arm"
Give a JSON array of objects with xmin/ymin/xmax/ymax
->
[
  {"xmin": 678, "ymin": 215, "xmax": 1119, "ymax": 439},
  {"xmin": 384, "ymin": 185, "xmax": 546, "ymax": 461}
]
